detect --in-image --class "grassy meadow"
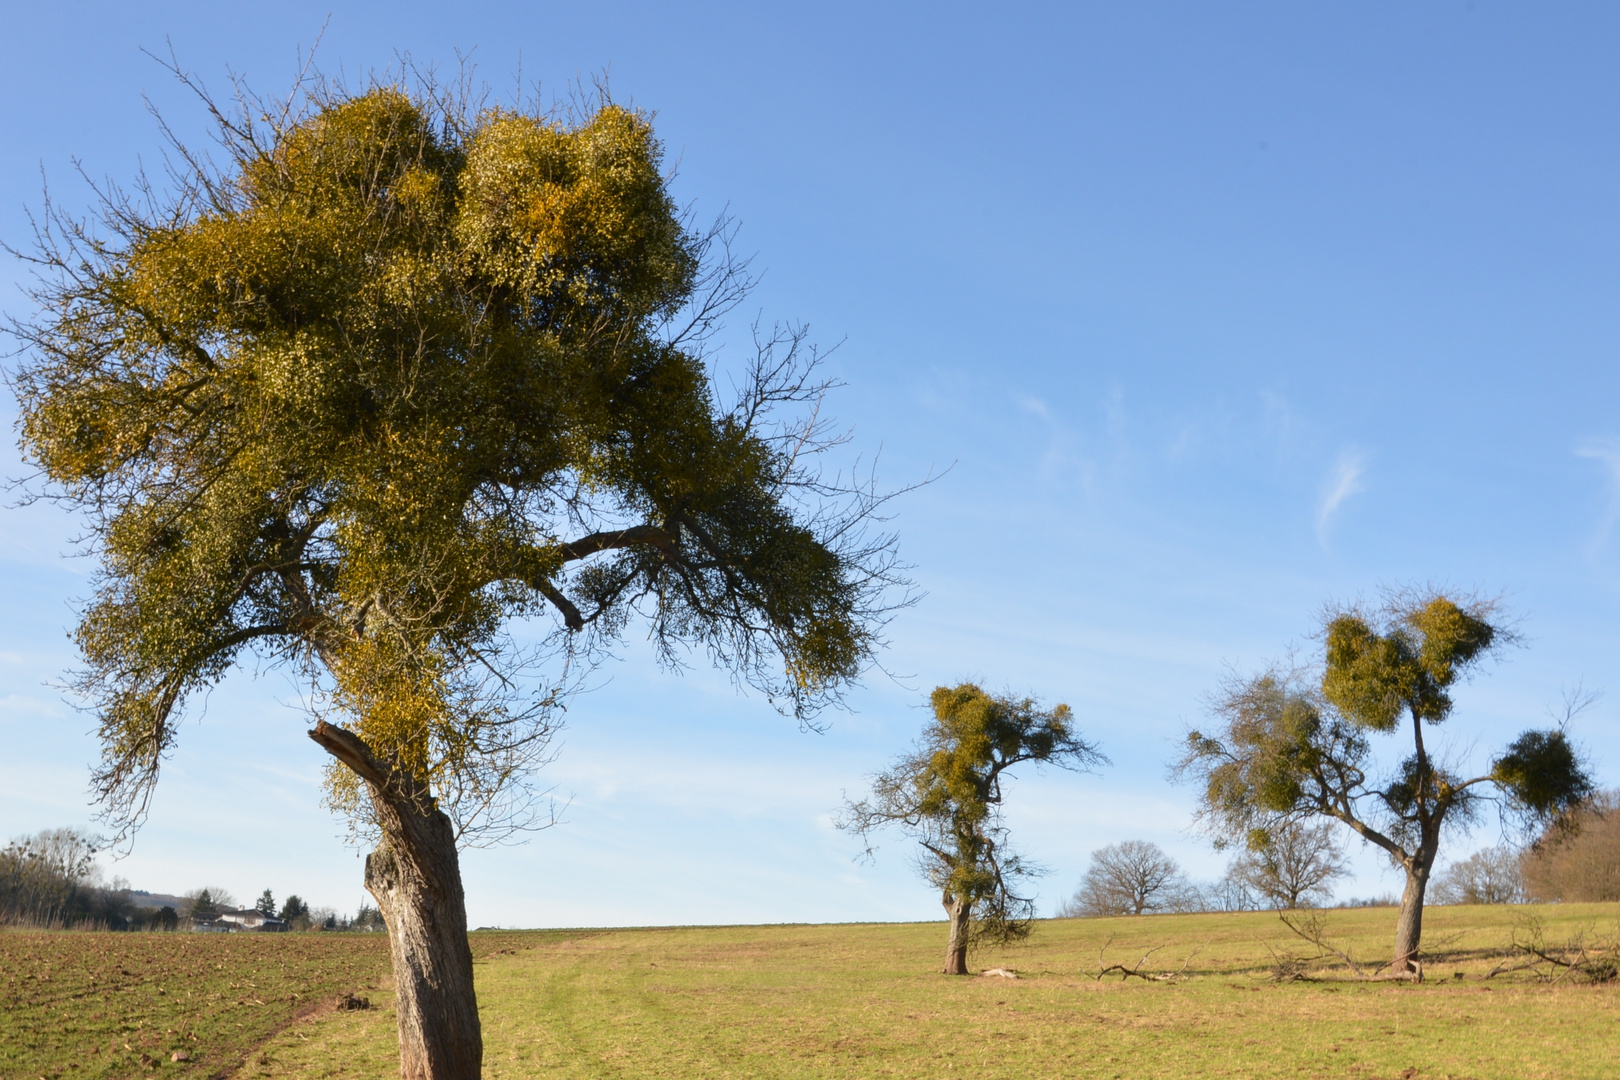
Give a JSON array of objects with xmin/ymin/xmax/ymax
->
[{"xmin": 6, "ymin": 905, "xmax": 1619, "ymax": 1079}]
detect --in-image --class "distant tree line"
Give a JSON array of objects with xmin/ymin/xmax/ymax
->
[
  {"xmin": 1426, "ymin": 789, "xmax": 1620, "ymax": 905},
  {"xmin": 1056, "ymin": 787, "xmax": 1620, "ymax": 919},
  {"xmin": 0, "ymin": 829, "xmax": 166, "ymax": 930},
  {"xmin": 1057, "ymin": 823, "xmax": 1349, "ymax": 917},
  {"xmin": 0, "ymin": 828, "xmax": 385, "ymax": 932},
  {"xmin": 179, "ymin": 886, "xmax": 384, "ymax": 931},
  {"xmin": 1521, "ymin": 789, "xmax": 1620, "ymax": 901}
]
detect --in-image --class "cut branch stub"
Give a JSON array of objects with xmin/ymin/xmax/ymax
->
[
  {"xmin": 307, "ymin": 720, "xmax": 481, "ymax": 1080},
  {"xmin": 308, "ymin": 721, "xmax": 389, "ymax": 788}
]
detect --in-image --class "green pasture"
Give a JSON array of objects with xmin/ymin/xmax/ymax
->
[
  {"xmin": 5, "ymin": 906, "xmax": 1616, "ymax": 1078},
  {"xmin": 237, "ymin": 903, "xmax": 1619, "ymax": 1080}
]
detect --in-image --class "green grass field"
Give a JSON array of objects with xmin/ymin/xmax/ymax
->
[{"xmin": 6, "ymin": 905, "xmax": 1618, "ymax": 1079}]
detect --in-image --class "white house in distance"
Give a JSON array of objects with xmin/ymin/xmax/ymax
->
[{"xmin": 213, "ymin": 908, "xmax": 289, "ymax": 932}]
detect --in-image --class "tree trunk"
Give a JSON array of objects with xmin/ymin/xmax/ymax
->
[
  {"xmin": 942, "ymin": 892, "xmax": 971, "ymax": 975},
  {"xmin": 311, "ymin": 723, "xmax": 482, "ymax": 1080},
  {"xmin": 1390, "ymin": 855, "xmax": 1434, "ymax": 977}
]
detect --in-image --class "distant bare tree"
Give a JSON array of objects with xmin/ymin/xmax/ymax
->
[
  {"xmin": 1060, "ymin": 841, "xmax": 1190, "ymax": 917},
  {"xmin": 180, "ymin": 887, "xmax": 236, "ymax": 920},
  {"xmin": 1205, "ymin": 872, "xmax": 1263, "ymax": 912},
  {"xmin": 1227, "ymin": 820, "xmax": 1348, "ymax": 909},
  {"xmin": 1429, "ymin": 845, "xmax": 1523, "ymax": 905},
  {"xmin": 1522, "ymin": 790, "xmax": 1620, "ymax": 902}
]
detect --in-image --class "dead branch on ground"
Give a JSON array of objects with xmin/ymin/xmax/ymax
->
[
  {"xmin": 1090, "ymin": 933, "xmax": 1204, "ymax": 982},
  {"xmin": 1270, "ymin": 911, "xmax": 1426, "ymax": 982},
  {"xmin": 1485, "ymin": 915, "xmax": 1620, "ymax": 984},
  {"xmin": 1277, "ymin": 911, "xmax": 1374, "ymax": 979}
]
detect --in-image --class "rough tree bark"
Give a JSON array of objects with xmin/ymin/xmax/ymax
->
[
  {"xmin": 942, "ymin": 892, "xmax": 971, "ymax": 975},
  {"xmin": 1391, "ymin": 843, "xmax": 1438, "ymax": 977},
  {"xmin": 310, "ymin": 722, "xmax": 482, "ymax": 1080},
  {"xmin": 1385, "ymin": 709, "xmax": 1443, "ymax": 978}
]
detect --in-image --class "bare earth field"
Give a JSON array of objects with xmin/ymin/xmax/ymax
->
[
  {"xmin": 0, "ymin": 929, "xmax": 389, "ymax": 1078},
  {"xmin": 0, "ymin": 929, "xmax": 545, "ymax": 1079},
  {"xmin": 5, "ymin": 905, "xmax": 1618, "ymax": 1079}
]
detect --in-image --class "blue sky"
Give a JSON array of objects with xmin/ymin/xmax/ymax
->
[{"xmin": 4, "ymin": 2, "xmax": 1620, "ymax": 927}]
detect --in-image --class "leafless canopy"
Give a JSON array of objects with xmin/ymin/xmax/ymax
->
[{"xmin": 1059, "ymin": 840, "xmax": 1195, "ymax": 917}]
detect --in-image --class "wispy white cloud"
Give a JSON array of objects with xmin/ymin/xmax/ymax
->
[
  {"xmin": 1316, "ymin": 448, "xmax": 1368, "ymax": 541},
  {"xmin": 1011, "ymin": 393, "xmax": 1095, "ymax": 487},
  {"xmin": 1575, "ymin": 438, "xmax": 1620, "ymax": 552},
  {"xmin": 1261, "ymin": 390, "xmax": 1303, "ymax": 457},
  {"xmin": 1164, "ymin": 424, "xmax": 1196, "ymax": 461},
  {"xmin": 1104, "ymin": 385, "xmax": 1127, "ymax": 447},
  {"xmin": 1014, "ymin": 394, "xmax": 1052, "ymax": 421}
]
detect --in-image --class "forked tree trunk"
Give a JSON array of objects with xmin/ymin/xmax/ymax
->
[
  {"xmin": 311, "ymin": 722, "xmax": 482, "ymax": 1080},
  {"xmin": 942, "ymin": 892, "xmax": 971, "ymax": 975}
]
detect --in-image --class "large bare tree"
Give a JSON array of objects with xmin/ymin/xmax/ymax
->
[
  {"xmin": 1059, "ymin": 840, "xmax": 1191, "ymax": 917},
  {"xmin": 1225, "ymin": 820, "xmax": 1347, "ymax": 909},
  {"xmin": 1429, "ymin": 845, "xmax": 1524, "ymax": 905},
  {"xmin": 9, "ymin": 67, "xmax": 907, "ymax": 1079}
]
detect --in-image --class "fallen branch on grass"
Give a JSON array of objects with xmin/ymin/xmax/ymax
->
[
  {"xmin": 1271, "ymin": 911, "xmax": 1423, "ymax": 983},
  {"xmin": 1260, "ymin": 938, "xmax": 1314, "ymax": 983},
  {"xmin": 1485, "ymin": 915, "xmax": 1619, "ymax": 984},
  {"xmin": 1277, "ymin": 911, "xmax": 1372, "ymax": 979},
  {"xmin": 1090, "ymin": 934, "xmax": 1204, "ymax": 982}
]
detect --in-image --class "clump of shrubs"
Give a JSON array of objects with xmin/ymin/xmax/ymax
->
[
  {"xmin": 0, "ymin": 828, "xmax": 164, "ymax": 929},
  {"xmin": 1522, "ymin": 789, "xmax": 1620, "ymax": 902}
]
